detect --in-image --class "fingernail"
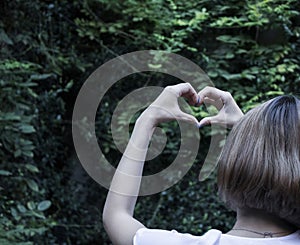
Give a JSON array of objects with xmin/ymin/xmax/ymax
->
[
  {"xmin": 195, "ymin": 96, "xmax": 201, "ymax": 106},
  {"xmin": 197, "ymin": 123, "xmax": 204, "ymax": 129}
]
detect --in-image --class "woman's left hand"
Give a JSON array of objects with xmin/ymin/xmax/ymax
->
[{"xmin": 139, "ymin": 83, "xmax": 200, "ymax": 127}]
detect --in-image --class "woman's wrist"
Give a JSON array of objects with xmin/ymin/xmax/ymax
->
[
  {"xmin": 127, "ymin": 111, "xmax": 156, "ymax": 151},
  {"xmin": 136, "ymin": 108, "xmax": 159, "ymax": 129}
]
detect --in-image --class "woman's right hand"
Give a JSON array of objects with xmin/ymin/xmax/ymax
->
[{"xmin": 197, "ymin": 86, "xmax": 244, "ymax": 128}]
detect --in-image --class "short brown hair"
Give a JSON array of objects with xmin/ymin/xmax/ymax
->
[{"xmin": 217, "ymin": 95, "xmax": 300, "ymax": 227}]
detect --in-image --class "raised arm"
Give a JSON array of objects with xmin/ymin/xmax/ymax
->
[
  {"xmin": 102, "ymin": 84, "xmax": 244, "ymax": 245},
  {"xmin": 102, "ymin": 83, "xmax": 200, "ymax": 245}
]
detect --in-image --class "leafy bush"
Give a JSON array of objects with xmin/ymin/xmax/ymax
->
[{"xmin": 0, "ymin": 0, "xmax": 299, "ymax": 243}]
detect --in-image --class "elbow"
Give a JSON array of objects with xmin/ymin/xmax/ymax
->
[
  {"xmin": 102, "ymin": 207, "xmax": 114, "ymax": 243},
  {"xmin": 102, "ymin": 203, "xmax": 137, "ymax": 245},
  {"xmin": 102, "ymin": 211, "xmax": 107, "ymax": 230},
  {"xmin": 102, "ymin": 210, "xmax": 126, "ymax": 245},
  {"xmin": 102, "ymin": 204, "xmax": 111, "ymax": 231},
  {"xmin": 102, "ymin": 205, "xmax": 120, "ymax": 233}
]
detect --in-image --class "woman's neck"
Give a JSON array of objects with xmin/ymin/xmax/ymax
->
[{"xmin": 227, "ymin": 208, "xmax": 296, "ymax": 238}]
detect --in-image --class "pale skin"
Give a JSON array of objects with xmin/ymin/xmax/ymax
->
[
  {"xmin": 228, "ymin": 208, "xmax": 296, "ymax": 238},
  {"xmin": 103, "ymin": 83, "xmax": 293, "ymax": 245}
]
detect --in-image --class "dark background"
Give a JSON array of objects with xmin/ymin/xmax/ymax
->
[{"xmin": 0, "ymin": 0, "xmax": 299, "ymax": 244}]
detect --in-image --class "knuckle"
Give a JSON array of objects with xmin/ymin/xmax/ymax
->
[
  {"xmin": 164, "ymin": 86, "xmax": 177, "ymax": 95},
  {"xmin": 203, "ymin": 86, "xmax": 212, "ymax": 90},
  {"xmin": 165, "ymin": 86, "xmax": 174, "ymax": 92},
  {"xmin": 223, "ymin": 91, "xmax": 232, "ymax": 99},
  {"xmin": 202, "ymin": 86, "xmax": 213, "ymax": 92}
]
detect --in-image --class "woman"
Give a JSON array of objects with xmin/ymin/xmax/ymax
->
[{"xmin": 103, "ymin": 83, "xmax": 300, "ymax": 245}]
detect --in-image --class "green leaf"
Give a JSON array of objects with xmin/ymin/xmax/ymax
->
[
  {"xmin": 21, "ymin": 144, "xmax": 35, "ymax": 151},
  {"xmin": 19, "ymin": 125, "xmax": 36, "ymax": 134},
  {"xmin": 0, "ymin": 29, "xmax": 13, "ymax": 45},
  {"xmin": 25, "ymin": 164, "xmax": 39, "ymax": 173},
  {"xmin": 18, "ymin": 82, "xmax": 37, "ymax": 87},
  {"xmin": 0, "ymin": 170, "xmax": 12, "ymax": 176},
  {"xmin": 265, "ymin": 91, "xmax": 284, "ymax": 96},
  {"xmin": 17, "ymin": 204, "xmax": 27, "ymax": 213},
  {"xmin": 27, "ymin": 88, "xmax": 38, "ymax": 98},
  {"xmin": 24, "ymin": 211, "xmax": 45, "ymax": 219},
  {"xmin": 65, "ymin": 80, "xmax": 74, "ymax": 90},
  {"xmin": 27, "ymin": 201, "xmax": 36, "ymax": 210},
  {"xmin": 216, "ymin": 35, "xmax": 239, "ymax": 44},
  {"xmin": 221, "ymin": 73, "xmax": 242, "ymax": 80},
  {"xmin": 207, "ymin": 71, "xmax": 218, "ymax": 78},
  {"xmin": 30, "ymin": 73, "xmax": 54, "ymax": 80},
  {"xmin": 0, "ymin": 113, "xmax": 21, "ymax": 121},
  {"xmin": 25, "ymin": 179, "xmax": 39, "ymax": 192},
  {"xmin": 241, "ymin": 73, "xmax": 256, "ymax": 80},
  {"xmin": 148, "ymin": 63, "xmax": 162, "ymax": 69},
  {"xmin": 22, "ymin": 151, "xmax": 34, "ymax": 158},
  {"xmin": 37, "ymin": 200, "xmax": 52, "ymax": 211},
  {"xmin": 10, "ymin": 207, "xmax": 20, "ymax": 221},
  {"xmin": 14, "ymin": 149, "xmax": 22, "ymax": 158},
  {"xmin": 31, "ymin": 211, "xmax": 46, "ymax": 219},
  {"xmin": 225, "ymin": 53, "xmax": 235, "ymax": 59}
]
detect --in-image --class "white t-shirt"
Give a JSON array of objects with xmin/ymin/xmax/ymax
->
[{"xmin": 134, "ymin": 228, "xmax": 300, "ymax": 245}]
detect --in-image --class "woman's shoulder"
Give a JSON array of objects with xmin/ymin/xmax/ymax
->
[
  {"xmin": 134, "ymin": 228, "xmax": 300, "ymax": 245},
  {"xmin": 134, "ymin": 228, "xmax": 222, "ymax": 245}
]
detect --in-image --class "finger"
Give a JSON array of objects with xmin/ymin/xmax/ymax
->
[
  {"xmin": 198, "ymin": 86, "xmax": 230, "ymax": 105},
  {"xmin": 176, "ymin": 111, "xmax": 199, "ymax": 126},
  {"xmin": 171, "ymin": 83, "xmax": 199, "ymax": 106},
  {"xmin": 203, "ymin": 97, "xmax": 223, "ymax": 111},
  {"xmin": 198, "ymin": 115, "xmax": 223, "ymax": 128},
  {"xmin": 198, "ymin": 117, "xmax": 211, "ymax": 128}
]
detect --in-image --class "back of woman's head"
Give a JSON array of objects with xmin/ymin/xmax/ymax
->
[{"xmin": 217, "ymin": 95, "xmax": 300, "ymax": 227}]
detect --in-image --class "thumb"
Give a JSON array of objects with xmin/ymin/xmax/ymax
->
[
  {"xmin": 176, "ymin": 111, "xmax": 199, "ymax": 126},
  {"xmin": 198, "ymin": 115, "xmax": 221, "ymax": 128},
  {"xmin": 199, "ymin": 114, "xmax": 231, "ymax": 128}
]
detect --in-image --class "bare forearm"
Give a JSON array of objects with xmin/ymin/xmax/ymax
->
[
  {"xmin": 102, "ymin": 83, "xmax": 244, "ymax": 245},
  {"xmin": 105, "ymin": 115, "xmax": 154, "ymax": 211},
  {"xmin": 103, "ymin": 114, "xmax": 155, "ymax": 244}
]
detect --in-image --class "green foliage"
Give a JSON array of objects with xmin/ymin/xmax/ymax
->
[
  {"xmin": 0, "ymin": 0, "xmax": 299, "ymax": 243},
  {"xmin": 0, "ymin": 60, "xmax": 51, "ymax": 243}
]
